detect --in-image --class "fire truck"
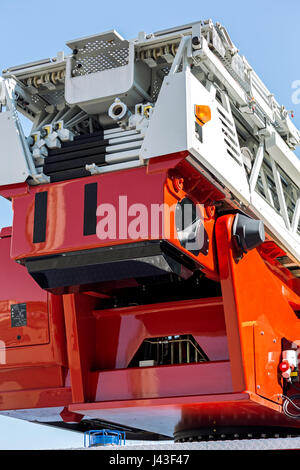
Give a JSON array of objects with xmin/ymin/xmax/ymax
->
[{"xmin": 0, "ymin": 20, "xmax": 299, "ymax": 441}]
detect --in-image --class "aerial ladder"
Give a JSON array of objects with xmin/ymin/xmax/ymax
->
[{"xmin": 0, "ymin": 20, "xmax": 299, "ymax": 441}]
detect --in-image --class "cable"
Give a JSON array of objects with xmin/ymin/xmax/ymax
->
[{"xmin": 281, "ymin": 394, "xmax": 300, "ymax": 419}]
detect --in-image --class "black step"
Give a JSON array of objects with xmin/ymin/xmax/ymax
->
[
  {"xmin": 44, "ymin": 153, "xmax": 106, "ymax": 173},
  {"xmin": 47, "ymin": 138, "xmax": 109, "ymax": 159},
  {"xmin": 46, "ymin": 143, "xmax": 108, "ymax": 163},
  {"xmin": 48, "ymin": 135, "xmax": 108, "ymax": 156},
  {"xmin": 42, "ymin": 130, "xmax": 118, "ymax": 183},
  {"xmin": 48, "ymin": 167, "xmax": 95, "ymax": 183}
]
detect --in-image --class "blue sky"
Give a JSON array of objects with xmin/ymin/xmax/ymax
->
[
  {"xmin": 0, "ymin": 0, "xmax": 299, "ymax": 449},
  {"xmin": 0, "ymin": 0, "xmax": 299, "ymax": 229}
]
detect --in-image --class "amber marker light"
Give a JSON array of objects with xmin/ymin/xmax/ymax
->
[{"xmin": 195, "ymin": 105, "xmax": 211, "ymax": 126}]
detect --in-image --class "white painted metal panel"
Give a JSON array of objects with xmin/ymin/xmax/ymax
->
[
  {"xmin": 141, "ymin": 70, "xmax": 190, "ymax": 160},
  {"xmin": 188, "ymin": 72, "xmax": 251, "ymax": 205},
  {"xmin": 65, "ymin": 35, "xmax": 150, "ymax": 114},
  {"xmin": 143, "ymin": 67, "xmax": 250, "ymax": 205},
  {"xmin": 250, "ymin": 191, "xmax": 300, "ymax": 263},
  {"xmin": 265, "ymin": 132, "xmax": 300, "ymax": 188},
  {"xmin": 0, "ymin": 111, "xmax": 29, "ymax": 185}
]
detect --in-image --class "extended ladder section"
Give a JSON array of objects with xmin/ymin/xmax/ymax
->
[{"xmin": 0, "ymin": 21, "xmax": 299, "ymax": 269}]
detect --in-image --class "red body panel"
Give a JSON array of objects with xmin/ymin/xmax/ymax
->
[
  {"xmin": 0, "ymin": 233, "xmax": 49, "ymax": 348},
  {"xmin": 0, "ymin": 228, "xmax": 69, "ymax": 411},
  {"xmin": 92, "ymin": 298, "xmax": 228, "ymax": 370},
  {"xmin": 10, "ymin": 167, "xmax": 166, "ymax": 259},
  {"xmin": 9, "ymin": 159, "xmax": 218, "ymax": 280},
  {"xmin": 0, "ymin": 154, "xmax": 300, "ymax": 437},
  {"xmin": 89, "ymin": 362, "xmax": 233, "ymax": 402}
]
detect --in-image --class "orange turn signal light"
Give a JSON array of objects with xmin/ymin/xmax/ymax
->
[{"xmin": 195, "ymin": 105, "xmax": 211, "ymax": 126}]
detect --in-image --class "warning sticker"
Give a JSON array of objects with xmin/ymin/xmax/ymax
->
[{"xmin": 11, "ymin": 303, "xmax": 27, "ymax": 328}]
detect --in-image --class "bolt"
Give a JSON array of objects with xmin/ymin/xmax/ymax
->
[
  {"xmin": 257, "ymin": 385, "xmax": 261, "ymax": 390},
  {"xmin": 192, "ymin": 36, "xmax": 201, "ymax": 46},
  {"xmin": 260, "ymin": 331, "xmax": 264, "ymax": 335}
]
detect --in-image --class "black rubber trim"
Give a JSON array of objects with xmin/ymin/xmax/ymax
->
[
  {"xmin": 174, "ymin": 426, "xmax": 300, "ymax": 442},
  {"xmin": 33, "ymin": 191, "xmax": 48, "ymax": 243},
  {"xmin": 83, "ymin": 182, "xmax": 98, "ymax": 236},
  {"xmin": 46, "ymin": 141, "xmax": 109, "ymax": 162},
  {"xmin": 44, "ymin": 153, "xmax": 106, "ymax": 173},
  {"xmin": 43, "ymin": 132, "xmax": 110, "ymax": 182},
  {"xmin": 42, "ymin": 129, "xmax": 122, "ymax": 182},
  {"xmin": 48, "ymin": 134, "xmax": 106, "ymax": 154},
  {"xmin": 23, "ymin": 240, "xmax": 200, "ymax": 292},
  {"xmin": 48, "ymin": 167, "xmax": 93, "ymax": 183}
]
